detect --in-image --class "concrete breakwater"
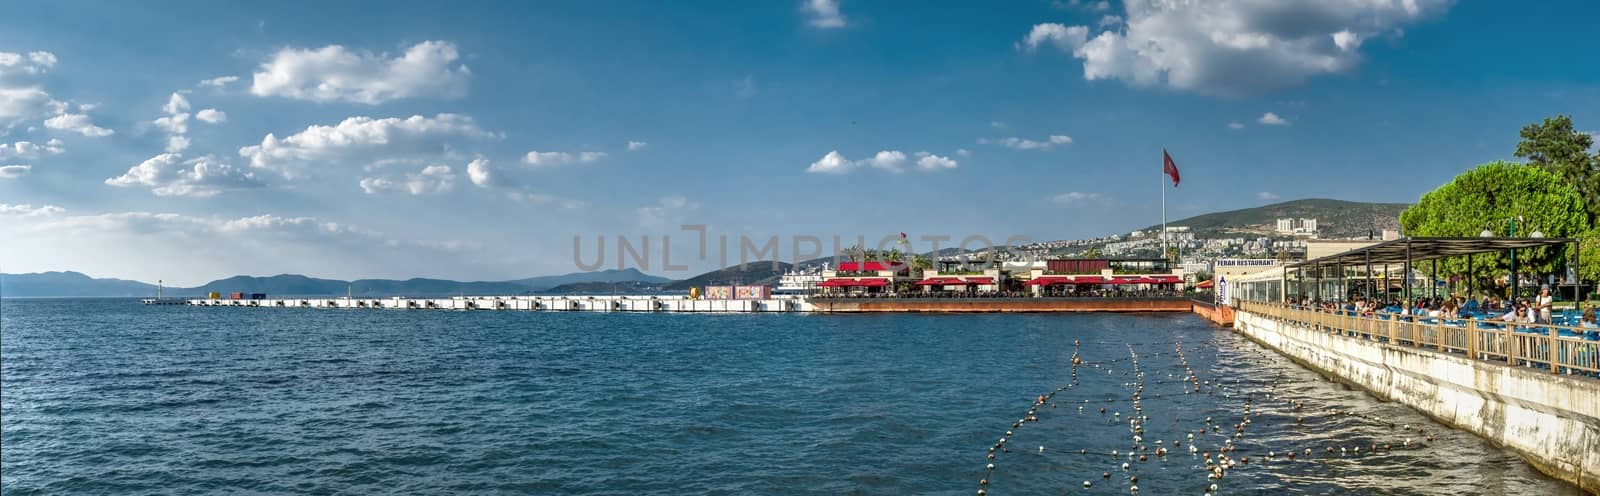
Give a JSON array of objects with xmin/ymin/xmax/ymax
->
[
  {"xmin": 186, "ymin": 295, "xmax": 810, "ymax": 312},
  {"xmin": 807, "ymin": 297, "xmax": 1193, "ymax": 313},
  {"xmin": 1233, "ymin": 305, "xmax": 1600, "ymax": 493}
]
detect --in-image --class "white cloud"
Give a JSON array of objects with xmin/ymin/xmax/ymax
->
[
  {"xmin": 466, "ymin": 158, "xmax": 494, "ymax": 187},
  {"xmin": 239, "ymin": 113, "xmax": 496, "ymax": 177},
  {"xmin": 0, "ymin": 203, "xmax": 62, "ymax": 216},
  {"xmin": 106, "ymin": 153, "xmax": 265, "ymax": 197},
  {"xmin": 806, "ymin": 149, "xmax": 958, "ymax": 174},
  {"xmin": 198, "ymin": 75, "xmax": 239, "ymax": 88},
  {"xmin": 915, "ymin": 152, "xmax": 958, "ymax": 170},
  {"xmin": 627, "ymin": 140, "xmax": 648, "ymax": 151},
  {"xmin": 979, "ymin": 134, "xmax": 1072, "ymax": 151},
  {"xmin": 0, "ymin": 164, "xmax": 31, "ymax": 178},
  {"xmin": 806, "ymin": 150, "xmax": 854, "ymax": 174},
  {"xmin": 1019, "ymin": 23, "xmax": 1089, "ymax": 51},
  {"xmin": 1257, "ymin": 191, "xmax": 1280, "ymax": 200},
  {"xmin": 166, "ymin": 135, "xmax": 191, "ymax": 153},
  {"xmin": 864, "ymin": 150, "xmax": 908, "ymax": 172},
  {"xmin": 1227, "ymin": 122, "xmax": 1245, "ymax": 129},
  {"xmin": 505, "ymin": 191, "xmax": 589, "ymax": 209},
  {"xmin": 162, "ymin": 92, "xmax": 190, "ymax": 115},
  {"xmin": 1257, "ymin": 112, "xmax": 1290, "ymax": 125},
  {"xmin": 522, "ymin": 150, "xmax": 607, "ymax": 167},
  {"xmin": 358, "ymin": 164, "xmax": 454, "ymax": 195},
  {"xmin": 0, "ymin": 51, "xmax": 57, "ymax": 78},
  {"xmin": 195, "ymin": 108, "xmax": 226, "ymax": 124},
  {"xmin": 1098, "ymin": 15, "xmax": 1123, "ymax": 27},
  {"xmin": 1020, "ymin": 0, "xmax": 1450, "ymax": 95},
  {"xmin": 1051, "ymin": 191, "xmax": 1102, "ymax": 204},
  {"xmin": 0, "ymin": 51, "xmax": 80, "ymax": 130},
  {"xmin": 955, "ymin": 148, "xmax": 971, "ymax": 157},
  {"xmin": 43, "ymin": 113, "xmax": 113, "ymax": 136},
  {"xmin": 250, "ymin": 40, "xmax": 470, "ymax": 104},
  {"xmin": 803, "ymin": 0, "xmax": 847, "ymax": 28},
  {"xmin": 0, "ymin": 138, "xmax": 64, "ymax": 159},
  {"xmin": 1093, "ymin": 1, "xmax": 1109, "ymax": 12}
]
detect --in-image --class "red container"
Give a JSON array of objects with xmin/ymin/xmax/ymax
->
[{"xmin": 229, "ymin": 292, "xmax": 244, "ymax": 300}]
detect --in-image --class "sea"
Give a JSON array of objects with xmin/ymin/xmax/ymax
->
[{"xmin": 0, "ymin": 298, "xmax": 1583, "ymax": 495}]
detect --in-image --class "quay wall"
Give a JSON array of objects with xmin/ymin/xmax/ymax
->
[
  {"xmin": 1190, "ymin": 300, "xmax": 1234, "ymax": 326},
  {"xmin": 186, "ymin": 296, "xmax": 811, "ymax": 313},
  {"xmin": 808, "ymin": 297, "xmax": 1191, "ymax": 313},
  {"xmin": 1234, "ymin": 310, "xmax": 1600, "ymax": 493}
]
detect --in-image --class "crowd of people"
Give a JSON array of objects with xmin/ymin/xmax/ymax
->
[{"xmin": 1287, "ymin": 285, "xmax": 1598, "ymax": 329}]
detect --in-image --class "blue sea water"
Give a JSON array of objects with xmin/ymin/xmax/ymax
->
[{"xmin": 0, "ymin": 299, "xmax": 1582, "ymax": 495}]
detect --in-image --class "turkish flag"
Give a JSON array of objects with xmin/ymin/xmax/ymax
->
[{"xmin": 1162, "ymin": 149, "xmax": 1180, "ymax": 187}]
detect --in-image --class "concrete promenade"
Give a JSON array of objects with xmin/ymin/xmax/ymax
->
[{"xmin": 1234, "ymin": 301, "xmax": 1600, "ymax": 493}]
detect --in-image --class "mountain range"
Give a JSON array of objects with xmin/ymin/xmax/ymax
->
[{"xmin": 0, "ymin": 268, "xmax": 671, "ymax": 298}]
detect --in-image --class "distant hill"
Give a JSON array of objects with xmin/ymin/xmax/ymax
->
[
  {"xmin": 663, "ymin": 261, "xmax": 793, "ymax": 291},
  {"xmin": 1149, "ymin": 198, "xmax": 1408, "ymax": 239},
  {"xmin": 511, "ymin": 268, "xmax": 672, "ymax": 291},
  {"xmin": 0, "ymin": 271, "xmax": 160, "ymax": 298},
  {"xmin": 1, "ymin": 268, "xmax": 673, "ymax": 298},
  {"xmin": 542, "ymin": 280, "xmax": 669, "ymax": 294}
]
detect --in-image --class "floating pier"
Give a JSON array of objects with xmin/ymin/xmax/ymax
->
[{"xmin": 184, "ymin": 295, "xmax": 812, "ymax": 313}]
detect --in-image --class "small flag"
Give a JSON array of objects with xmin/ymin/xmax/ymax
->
[
  {"xmin": 1163, "ymin": 149, "xmax": 1180, "ymax": 187},
  {"xmin": 898, "ymin": 232, "xmax": 907, "ymax": 245}
]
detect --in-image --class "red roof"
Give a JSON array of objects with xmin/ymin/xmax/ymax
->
[
  {"xmin": 1196, "ymin": 279, "xmax": 1214, "ymax": 289},
  {"xmin": 818, "ymin": 278, "xmax": 854, "ymax": 287},
  {"xmin": 965, "ymin": 277, "xmax": 995, "ymax": 284},
  {"xmin": 916, "ymin": 277, "xmax": 962, "ymax": 286},
  {"xmin": 820, "ymin": 277, "xmax": 891, "ymax": 287},
  {"xmin": 1155, "ymin": 275, "xmax": 1182, "ymax": 284},
  {"xmin": 837, "ymin": 261, "xmax": 898, "ymax": 272},
  {"xmin": 1072, "ymin": 276, "xmax": 1108, "ymax": 284},
  {"xmin": 854, "ymin": 278, "xmax": 890, "ymax": 287}
]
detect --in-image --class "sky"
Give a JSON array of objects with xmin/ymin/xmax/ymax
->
[{"xmin": 2, "ymin": 0, "xmax": 1598, "ymax": 285}]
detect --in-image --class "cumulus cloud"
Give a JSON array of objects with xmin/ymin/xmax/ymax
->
[
  {"xmin": 955, "ymin": 148, "xmax": 971, "ymax": 157},
  {"xmin": 1257, "ymin": 191, "xmax": 1280, "ymax": 200},
  {"xmin": 1020, "ymin": 0, "xmax": 1450, "ymax": 95},
  {"xmin": 106, "ymin": 153, "xmax": 265, "ymax": 197},
  {"xmin": 979, "ymin": 134, "xmax": 1072, "ymax": 151},
  {"xmin": 1051, "ymin": 191, "xmax": 1103, "ymax": 204},
  {"xmin": 1227, "ymin": 122, "xmax": 1245, "ymax": 129},
  {"xmin": 238, "ymin": 113, "xmax": 497, "ymax": 177},
  {"xmin": 627, "ymin": 140, "xmax": 648, "ymax": 151},
  {"xmin": 0, "ymin": 51, "xmax": 58, "ymax": 78},
  {"xmin": 0, "ymin": 164, "xmax": 31, "ymax": 178},
  {"xmin": 805, "ymin": 149, "xmax": 959, "ymax": 174},
  {"xmin": 43, "ymin": 112, "xmax": 113, "ymax": 136},
  {"xmin": 466, "ymin": 158, "xmax": 494, "ymax": 187},
  {"xmin": 198, "ymin": 75, "xmax": 239, "ymax": 88},
  {"xmin": 1257, "ymin": 112, "xmax": 1290, "ymax": 125},
  {"xmin": 0, "ymin": 138, "xmax": 64, "ymax": 159},
  {"xmin": 1018, "ymin": 23, "xmax": 1088, "ymax": 51},
  {"xmin": 803, "ymin": 0, "xmax": 847, "ymax": 28},
  {"xmin": 195, "ymin": 108, "xmax": 226, "ymax": 123},
  {"xmin": 358, "ymin": 164, "xmax": 455, "ymax": 195},
  {"xmin": 915, "ymin": 152, "xmax": 958, "ymax": 170},
  {"xmin": 250, "ymin": 40, "xmax": 471, "ymax": 104},
  {"xmin": 522, "ymin": 150, "xmax": 607, "ymax": 167},
  {"xmin": 0, "ymin": 50, "xmax": 89, "ymax": 131}
]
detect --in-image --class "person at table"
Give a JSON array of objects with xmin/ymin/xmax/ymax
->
[
  {"xmin": 1581, "ymin": 308, "xmax": 1598, "ymax": 329},
  {"xmin": 1536, "ymin": 286, "xmax": 1554, "ymax": 324}
]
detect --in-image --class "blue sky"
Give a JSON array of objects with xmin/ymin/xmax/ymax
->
[{"xmin": 2, "ymin": 0, "xmax": 1598, "ymax": 285}]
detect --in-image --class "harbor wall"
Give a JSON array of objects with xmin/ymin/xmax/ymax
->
[
  {"xmin": 1234, "ymin": 310, "xmax": 1600, "ymax": 493},
  {"xmin": 186, "ymin": 296, "xmax": 811, "ymax": 313},
  {"xmin": 808, "ymin": 297, "xmax": 1191, "ymax": 313},
  {"xmin": 1190, "ymin": 300, "xmax": 1234, "ymax": 326}
]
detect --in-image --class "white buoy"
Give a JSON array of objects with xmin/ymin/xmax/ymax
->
[
  {"xmin": 1039, "ymin": 446, "xmax": 1045, "ymax": 453},
  {"xmin": 1083, "ymin": 481, "xmax": 1092, "ymax": 488},
  {"xmin": 987, "ymin": 463, "xmax": 995, "ymax": 470},
  {"xmin": 1121, "ymin": 462, "xmax": 1130, "ymax": 471}
]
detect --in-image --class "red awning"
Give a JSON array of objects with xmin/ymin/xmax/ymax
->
[
  {"xmin": 1196, "ymin": 279, "xmax": 1214, "ymax": 289},
  {"xmin": 1155, "ymin": 276, "xmax": 1182, "ymax": 284},
  {"xmin": 916, "ymin": 277, "xmax": 961, "ymax": 286},
  {"xmin": 1025, "ymin": 276, "xmax": 1072, "ymax": 286},
  {"xmin": 964, "ymin": 277, "xmax": 995, "ymax": 284},
  {"xmin": 1108, "ymin": 277, "xmax": 1142, "ymax": 285},
  {"xmin": 854, "ymin": 278, "xmax": 890, "ymax": 287},
  {"xmin": 1072, "ymin": 276, "xmax": 1108, "ymax": 284},
  {"xmin": 818, "ymin": 278, "xmax": 854, "ymax": 287},
  {"xmin": 837, "ymin": 261, "xmax": 898, "ymax": 272},
  {"xmin": 1129, "ymin": 277, "xmax": 1160, "ymax": 284}
]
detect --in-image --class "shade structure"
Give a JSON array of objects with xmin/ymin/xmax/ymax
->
[
  {"xmin": 964, "ymin": 277, "xmax": 995, "ymax": 285},
  {"xmin": 1127, "ymin": 277, "xmax": 1160, "ymax": 284},
  {"xmin": 1072, "ymin": 276, "xmax": 1109, "ymax": 284},
  {"xmin": 818, "ymin": 278, "xmax": 854, "ymax": 287},
  {"xmin": 837, "ymin": 261, "xmax": 899, "ymax": 272},
  {"xmin": 1025, "ymin": 276, "xmax": 1072, "ymax": 286},
  {"xmin": 854, "ymin": 278, "xmax": 890, "ymax": 287},
  {"xmin": 1154, "ymin": 275, "xmax": 1182, "ymax": 284},
  {"xmin": 1108, "ymin": 277, "xmax": 1141, "ymax": 285},
  {"xmin": 1196, "ymin": 279, "xmax": 1215, "ymax": 289},
  {"xmin": 916, "ymin": 277, "xmax": 962, "ymax": 286}
]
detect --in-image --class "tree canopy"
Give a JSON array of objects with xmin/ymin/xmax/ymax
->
[
  {"xmin": 1399, "ymin": 162, "xmax": 1590, "ymax": 286},
  {"xmin": 1514, "ymin": 115, "xmax": 1600, "ymax": 221}
]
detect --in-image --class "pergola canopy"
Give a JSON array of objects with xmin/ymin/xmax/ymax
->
[{"xmin": 1287, "ymin": 236, "xmax": 1576, "ymax": 273}]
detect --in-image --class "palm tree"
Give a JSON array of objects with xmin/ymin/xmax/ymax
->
[
  {"xmin": 912, "ymin": 254, "xmax": 933, "ymax": 274},
  {"xmin": 886, "ymin": 248, "xmax": 905, "ymax": 264}
]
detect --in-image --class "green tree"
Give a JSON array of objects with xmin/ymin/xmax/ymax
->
[
  {"xmin": 1082, "ymin": 247, "xmax": 1103, "ymax": 258},
  {"xmin": 1514, "ymin": 115, "xmax": 1600, "ymax": 220},
  {"xmin": 1399, "ymin": 161, "xmax": 1591, "ymax": 289},
  {"xmin": 1580, "ymin": 229, "xmax": 1600, "ymax": 293},
  {"xmin": 912, "ymin": 254, "xmax": 933, "ymax": 274}
]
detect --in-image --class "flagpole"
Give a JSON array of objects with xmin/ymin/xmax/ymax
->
[{"xmin": 1161, "ymin": 150, "xmax": 1168, "ymax": 262}]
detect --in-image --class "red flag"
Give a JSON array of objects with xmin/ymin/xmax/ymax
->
[{"xmin": 1162, "ymin": 149, "xmax": 1180, "ymax": 187}]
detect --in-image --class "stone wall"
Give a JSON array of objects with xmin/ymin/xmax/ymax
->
[{"xmin": 1235, "ymin": 311, "xmax": 1600, "ymax": 493}]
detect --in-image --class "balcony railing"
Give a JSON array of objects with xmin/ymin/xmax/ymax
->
[{"xmin": 1235, "ymin": 301, "xmax": 1600, "ymax": 378}]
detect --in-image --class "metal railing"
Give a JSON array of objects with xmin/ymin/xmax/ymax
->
[{"xmin": 1236, "ymin": 301, "xmax": 1600, "ymax": 377}]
